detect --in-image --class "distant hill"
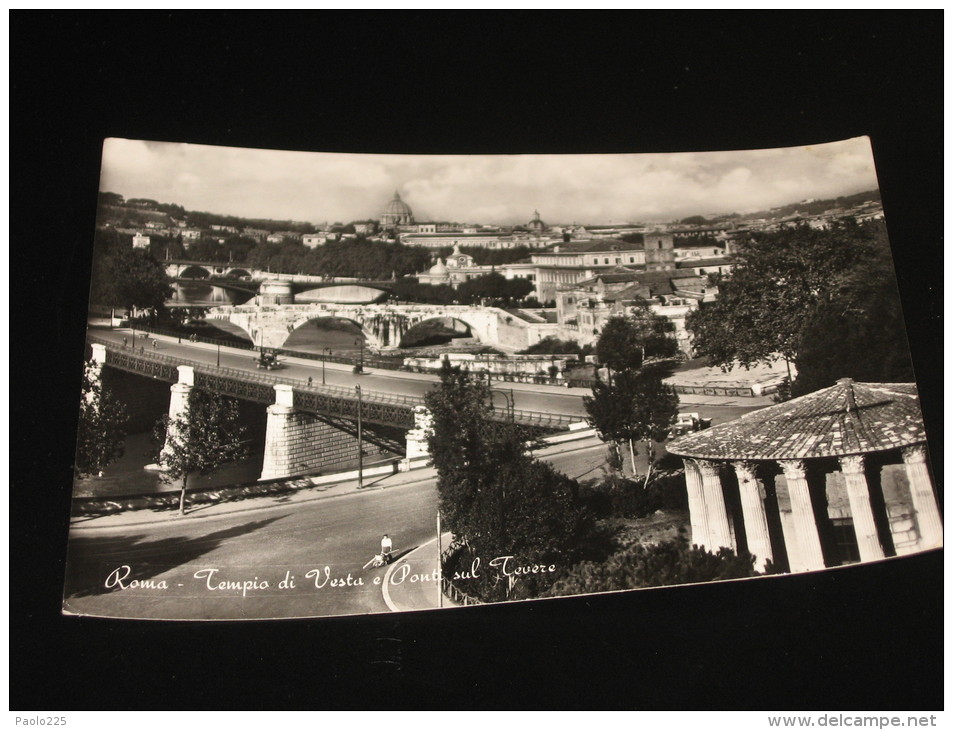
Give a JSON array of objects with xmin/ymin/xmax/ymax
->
[
  {"xmin": 742, "ymin": 189, "xmax": 881, "ymax": 221},
  {"xmin": 97, "ymin": 192, "xmax": 316, "ymax": 233},
  {"xmin": 676, "ymin": 189, "xmax": 882, "ymax": 226}
]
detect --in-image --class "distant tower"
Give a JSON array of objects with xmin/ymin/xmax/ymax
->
[
  {"xmin": 643, "ymin": 231, "xmax": 675, "ymax": 271},
  {"xmin": 380, "ymin": 190, "xmax": 415, "ymax": 228}
]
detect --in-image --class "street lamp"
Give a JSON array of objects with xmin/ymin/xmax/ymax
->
[
  {"xmin": 216, "ymin": 341, "xmax": 221, "ymax": 367},
  {"xmin": 322, "ymin": 347, "xmax": 329, "ymax": 385},
  {"xmin": 355, "ymin": 384, "xmax": 363, "ymax": 489},
  {"xmin": 354, "ymin": 337, "xmax": 364, "ymax": 374},
  {"xmin": 483, "ymin": 373, "xmax": 515, "ymax": 421}
]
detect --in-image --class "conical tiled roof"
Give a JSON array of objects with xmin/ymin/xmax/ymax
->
[{"xmin": 668, "ymin": 380, "xmax": 926, "ymax": 460}]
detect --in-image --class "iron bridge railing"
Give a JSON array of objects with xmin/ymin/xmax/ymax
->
[{"xmin": 87, "ymin": 335, "xmax": 580, "ymax": 430}]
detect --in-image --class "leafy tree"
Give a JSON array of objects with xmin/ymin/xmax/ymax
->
[
  {"xmin": 518, "ymin": 337, "xmax": 588, "ymax": 356},
  {"xmin": 75, "ymin": 362, "xmax": 128, "ymax": 477},
  {"xmin": 388, "ymin": 277, "xmax": 457, "ymax": 305},
  {"xmin": 456, "ymin": 272, "xmax": 533, "ymax": 304},
  {"xmin": 89, "ymin": 245, "xmax": 174, "ymax": 315},
  {"xmin": 154, "ymin": 390, "xmax": 248, "ymax": 515},
  {"xmin": 546, "ymin": 537, "xmax": 757, "ymax": 597},
  {"xmin": 584, "ymin": 368, "xmax": 678, "ymax": 478},
  {"xmin": 595, "ymin": 317, "xmax": 648, "ymax": 372},
  {"xmin": 792, "ymin": 237, "xmax": 915, "ymax": 396},
  {"xmin": 425, "ymin": 364, "xmax": 591, "ymax": 600},
  {"xmin": 595, "ymin": 308, "xmax": 679, "ymax": 374},
  {"xmin": 685, "ymin": 219, "xmax": 883, "ymax": 373}
]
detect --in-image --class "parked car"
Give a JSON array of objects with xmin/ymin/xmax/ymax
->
[{"xmin": 670, "ymin": 412, "xmax": 712, "ymax": 438}]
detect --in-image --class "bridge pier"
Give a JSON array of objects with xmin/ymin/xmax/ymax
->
[
  {"xmin": 159, "ymin": 366, "xmax": 195, "ymax": 463},
  {"xmin": 260, "ymin": 384, "xmax": 364, "ymax": 481},
  {"xmin": 86, "ymin": 344, "xmax": 108, "ymax": 404},
  {"xmin": 398, "ymin": 406, "xmax": 433, "ymax": 472}
]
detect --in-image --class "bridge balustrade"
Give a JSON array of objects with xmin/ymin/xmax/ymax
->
[{"xmin": 87, "ymin": 335, "xmax": 579, "ymax": 430}]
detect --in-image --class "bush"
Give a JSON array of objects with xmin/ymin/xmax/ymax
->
[
  {"xmin": 579, "ymin": 472, "xmax": 688, "ymax": 519},
  {"xmin": 546, "ymin": 537, "xmax": 758, "ymax": 597}
]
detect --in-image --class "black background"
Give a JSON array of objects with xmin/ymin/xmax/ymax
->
[{"xmin": 11, "ymin": 12, "xmax": 942, "ymax": 710}]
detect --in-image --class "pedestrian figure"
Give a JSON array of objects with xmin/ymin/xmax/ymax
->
[
  {"xmin": 122, "ymin": 338, "xmax": 127, "ymax": 347},
  {"xmin": 380, "ymin": 534, "xmax": 393, "ymax": 564},
  {"xmin": 308, "ymin": 376, "xmax": 313, "ymax": 386},
  {"xmin": 152, "ymin": 340, "xmax": 157, "ymax": 349}
]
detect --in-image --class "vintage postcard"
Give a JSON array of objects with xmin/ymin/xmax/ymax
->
[{"xmin": 62, "ymin": 137, "xmax": 941, "ymax": 620}]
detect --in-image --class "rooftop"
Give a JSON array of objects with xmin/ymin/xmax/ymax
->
[{"xmin": 667, "ymin": 380, "xmax": 926, "ymax": 461}]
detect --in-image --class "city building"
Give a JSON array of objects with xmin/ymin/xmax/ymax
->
[
  {"xmin": 132, "ymin": 233, "xmax": 151, "ymax": 250},
  {"xmin": 555, "ymin": 267, "xmax": 713, "ymax": 352}
]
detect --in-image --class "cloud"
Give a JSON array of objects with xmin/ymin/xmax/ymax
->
[{"xmin": 99, "ymin": 136, "xmax": 880, "ymax": 225}]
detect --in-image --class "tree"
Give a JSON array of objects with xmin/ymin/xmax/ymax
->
[
  {"xmin": 595, "ymin": 309, "xmax": 678, "ymax": 373},
  {"xmin": 518, "ymin": 336, "xmax": 588, "ymax": 356},
  {"xmin": 791, "ymin": 238, "xmax": 915, "ymax": 396},
  {"xmin": 685, "ymin": 219, "xmax": 882, "ymax": 373},
  {"xmin": 595, "ymin": 317, "xmax": 649, "ymax": 372},
  {"xmin": 456, "ymin": 272, "xmax": 533, "ymax": 304},
  {"xmin": 154, "ymin": 390, "xmax": 248, "ymax": 515},
  {"xmin": 583, "ymin": 368, "xmax": 679, "ymax": 478},
  {"xmin": 425, "ymin": 364, "xmax": 591, "ymax": 600},
  {"xmin": 89, "ymin": 245, "xmax": 174, "ymax": 316},
  {"xmin": 75, "ymin": 362, "xmax": 128, "ymax": 477}
]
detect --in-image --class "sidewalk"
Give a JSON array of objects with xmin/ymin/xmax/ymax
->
[{"xmin": 382, "ymin": 533, "xmax": 454, "ymax": 612}]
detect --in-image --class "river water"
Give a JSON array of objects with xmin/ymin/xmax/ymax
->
[{"xmin": 72, "ymin": 370, "xmax": 268, "ymax": 498}]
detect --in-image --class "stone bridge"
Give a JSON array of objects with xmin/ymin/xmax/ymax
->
[
  {"xmin": 87, "ymin": 338, "xmax": 579, "ymax": 482},
  {"xmin": 206, "ymin": 303, "xmax": 559, "ymax": 351}
]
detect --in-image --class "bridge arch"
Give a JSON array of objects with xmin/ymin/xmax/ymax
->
[
  {"xmin": 203, "ymin": 317, "xmax": 257, "ymax": 345},
  {"xmin": 179, "ymin": 264, "xmax": 212, "ymax": 279},
  {"xmin": 225, "ymin": 268, "xmax": 252, "ymax": 279},
  {"xmin": 283, "ymin": 315, "xmax": 383, "ymax": 351},
  {"xmin": 398, "ymin": 316, "xmax": 475, "ymax": 348}
]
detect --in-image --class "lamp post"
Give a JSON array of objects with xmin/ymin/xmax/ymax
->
[
  {"xmin": 355, "ymin": 385, "xmax": 363, "ymax": 489},
  {"xmin": 354, "ymin": 337, "xmax": 364, "ymax": 374},
  {"xmin": 322, "ymin": 347, "xmax": 329, "ymax": 385},
  {"xmin": 216, "ymin": 341, "xmax": 221, "ymax": 367},
  {"xmin": 484, "ymin": 373, "xmax": 515, "ymax": 421}
]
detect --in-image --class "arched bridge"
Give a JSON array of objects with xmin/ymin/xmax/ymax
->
[
  {"xmin": 205, "ymin": 302, "xmax": 552, "ymax": 351},
  {"xmin": 171, "ymin": 277, "xmax": 259, "ymax": 296}
]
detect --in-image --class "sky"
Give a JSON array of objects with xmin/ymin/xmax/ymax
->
[{"xmin": 99, "ymin": 137, "xmax": 881, "ymax": 226}]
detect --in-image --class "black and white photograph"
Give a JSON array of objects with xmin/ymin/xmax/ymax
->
[
  {"xmin": 12, "ymin": 12, "xmax": 942, "ymax": 713},
  {"xmin": 61, "ymin": 137, "xmax": 941, "ymax": 621}
]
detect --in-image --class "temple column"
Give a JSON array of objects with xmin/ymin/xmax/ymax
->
[
  {"xmin": 683, "ymin": 459, "xmax": 710, "ymax": 550},
  {"xmin": 732, "ymin": 461, "xmax": 773, "ymax": 571},
  {"xmin": 160, "ymin": 365, "xmax": 194, "ymax": 460},
  {"xmin": 839, "ymin": 454, "xmax": 885, "ymax": 562},
  {"xmin": 696, "ymin": 460, "xmax": 733, "ymax": 551},
  {"xmin": 902, "ymin": 445, "xmax": 943, "ymax": 550},
  {"xmin": 779, "ymin": 459, "xmax": 826, "ymax": 571}
]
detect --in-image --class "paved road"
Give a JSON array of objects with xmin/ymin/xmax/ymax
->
[
  {"xmin": 62, "ymin": 440, "xmax": 610, "ymax": 620},
  {"xmin": 91, "ymin": 326, "xmax": 768, "ymax": 426}
]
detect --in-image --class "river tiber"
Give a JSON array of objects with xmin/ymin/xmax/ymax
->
[{"xmin": 64, "ymin": 139, "xmax": 940, "ymax": 621}]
